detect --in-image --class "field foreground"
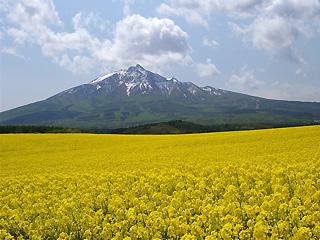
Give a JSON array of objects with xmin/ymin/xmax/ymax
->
[{"xmin": 1, "ymin": 126, "xmax": 320, "ymax": 239}]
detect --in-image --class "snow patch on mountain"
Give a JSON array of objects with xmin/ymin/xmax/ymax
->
[
  {"xmin": 91, "ymin": 70, "xmax": 127, "ymax": 84},
  {"xmin": 62, "ymin": 64, "xmax": 228, "ymax": 98},
  {"xmin": 202, "ymin": 86, "xmax": 225, "ymax": 96},
  {"xmin": 125, "ymin": 82, "xmax": 139, "ymax": 96},
  {"xmin": 166, "ymin": 77, "xmax": 179, "ymax": 83}
]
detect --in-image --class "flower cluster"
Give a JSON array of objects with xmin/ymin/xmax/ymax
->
[{"xmin": 0, "ymin": 126, "xmax": 319, "ymax": 239}]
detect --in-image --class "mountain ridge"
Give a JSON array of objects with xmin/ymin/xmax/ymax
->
[
  {"xmin": 55, "ymin": 64, "xmax": 228, "ymax": 100},
  {"xmin": 1, "ymin": 64, "xmax": 320, "ymax": 129}
]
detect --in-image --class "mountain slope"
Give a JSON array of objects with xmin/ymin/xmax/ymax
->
[
  {"xmin": 1, "ymin": 64, "xmax": 320, "ymax": 129},
  {"xmin": 55, "ymin": 64, "xmax": 227, "ymax": 99}
]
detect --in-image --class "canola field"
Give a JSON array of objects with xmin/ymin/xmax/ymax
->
[{"xmin": 1, "ymin": 126, "xmax": 320, "ymax": 239}]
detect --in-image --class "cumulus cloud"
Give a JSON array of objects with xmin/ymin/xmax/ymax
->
[
  {"xmin": 231, "ymin": 14, "xmax": 311, "ymax": 63},
  {"xmin": 1, "ymin": 0, "xmax": 210, "ymax": 76},
  {"xmin": 157, "ymin": 0, "xmax": 212, "ymax": 27},
  {"xmin": 157, "ymin": 1, "xmax": 211, "ymax": 27},
  {"xmin": 251, "ymin": 17, "xmax": 296, "ymax": 51},
  {"xmin": 158, "ymin": 0, "xmax": 320, "ymax": 63},
  {"xmin": 72, "ymin": 12, "xmax": 111, "ymax": 33},
  {"xmin": 55, "ymin": 55, "xmax": 96, "ymax": 75},
  {"xmin": 6, "ymin": 3, "xmax": 101, "ymax": 74},
  {"xmin": 7, "ymin": 0, "xmax": 62, "ymax": 29},
  {"xmin": 250, "ymin": 16, "xmax": 305, "ymax": 63},
  {"xmin": 7, "ymin": 28, "xmax": 30, "ymax": 44},
  {"xmin": 195, "ymin": 59, "xmax": 220, "ymax": 77},
  {"xmin": 102, "ymin": 15, "xmax": 190, "ymax": 70},
  {"xmin": 266, "ymin": 0, "xmax": 320, "ymax": 19},
  {"xmin": 157, "ymin": 0, "xmax": 267, "ymax": 26},
  {"xmin": 223, "ymin": 0, "xmax": 267, "ymax": 16},
  {"xmin": 158, "ymin": 0, "xmax": 320, "ymax": 23}
]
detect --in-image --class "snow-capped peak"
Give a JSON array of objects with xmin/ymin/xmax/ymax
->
[
  {"xmin": 91, "ymin": 70, "xmax": 126, "ymax": 84},
  {"xmin": 127, "ymin": 64, "xmax": 147, "ymax": 75},
  {"xmin": 202, "ymin": 86, "xmax": 225, "ymax": 96},
  {"xmin": 202, "ymin": 86, "xmax": 215, "ymax": 92},
  {"xmin": 131, "ymin": 64, "xmax": 145, "ymax": 71},
  {"xmin": 91, "ymin": 65, "xmax": 150, "ymax": 84},
  {"xmin": 166, "ymin": 77, "xmax": 179, "ymax": 83},
  {"xmin": 75, "ymin": 64, "xmax": 227, "ymax": 98}
]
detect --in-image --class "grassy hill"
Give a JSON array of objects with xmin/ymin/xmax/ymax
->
[
  {"xmin": 1, "ymin": 92, "xmax": 320, "ymax": 129},
  {"xmin": 107, "ymin": 120, "xmax": 318, "ymax": 134},
  {"xmin": 1, "ymin": 120, "xmax": 318, "ymax": 134}
]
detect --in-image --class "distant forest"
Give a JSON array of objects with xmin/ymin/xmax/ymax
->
[
  {"xmin": 0, "ymin": 125, "xmax": 83, "ymax": 134},
  {"xmin": 0, "ymin": 120, "xmax": 319, "ymax": 134},
  {"xmin": 106, "ymin": 120, "xmax": 319, "ymax": 134}
]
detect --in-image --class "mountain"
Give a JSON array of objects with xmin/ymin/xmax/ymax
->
[
  {"xmin": 1, "ymin": 64, "xmax": 320, "ymax": 129},
  {"xmin": 57, "ymin": 64, "xmax": 227, "ymax": 99}
]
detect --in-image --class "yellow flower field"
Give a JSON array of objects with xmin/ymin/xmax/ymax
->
[{"xmin": 1, "ymin": 126, "xmax": 320, "ymax": 239}]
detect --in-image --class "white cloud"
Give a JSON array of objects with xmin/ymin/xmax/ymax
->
[
  {"xmin": 72, "ymin": 12, "xmax": 111, "ymax": 33},
  {"xmin": 229, "ymin": 22, "xmax": 251, "ymax": 36},
  {"xmin": 231, "ymin": 19, "xmax": 307, "ymax": 63},
  {"xmin": 266, "ymin": 0, "xmax": 320, "ymax": 19},
  {"xmin": 249, "ymin": 16, "xmax": 305, "ymax": 63},
  {"xmin": 158, "ymin": 0, "xmax": 320, "ymax": 23},
  {"xmin": 223, "ymin": 0, "xmax": 267, "ymax": 16},
  {"xmin": 251, "ymin": 17, "xmax": 296, "ymax": 51},
  {"xmin": 1, "ymin": 0, "xmax": 108, "ymax": 74},
  {"xmin": 102, "ymin": 14, "xmax": 190, "ymax": 70},
  {"xmin": 159, "ymin": 0, "xmax": 320, "ymax": 63},
  {"xmin": 39, "ymin": 28, "xmax": 99, "ymax": 57},
  {"xmin": 2, "ymin": 1, "xmax": 213, "ymax": 76},
  {"xmin": 7, "ymin": 28, "xmax": 30, "ymax": 44},
  {"xmin": 157, "ymin": 1, "xmax": 211, "ymax": 27},
  {"xmin": 229, "ymin": 67, "xmax": 263, "ymax": 91},
  {"xmin": 7, "ymin": 0, "xmax": 62, "ymax": 29},
  {"xmin": 202, "ymin": 37, "xmax": 219, "ymax": 48},
  {"xmin": 55, "ymin": 55, "xmax": 96, "ymax": 75},
  {"xmin": 1, "ymin": 47, "xmax": 28, "ymax": 60},
  {"xmin": 157, "ymin": 0, "xmax": 267, "ymax": 26},
  {"xmin": 195, "ymin": 59, "xmax": 220, "ymax": 77}
]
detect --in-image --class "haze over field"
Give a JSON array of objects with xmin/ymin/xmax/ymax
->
[{"xmin": 1, "ymin": 0, "xmax": 320, "ymax": 112}]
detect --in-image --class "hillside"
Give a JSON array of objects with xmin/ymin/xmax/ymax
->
[
  {"xmin": 109, "ymin": 120, "xmax": 319, "ymax": 134},
  {"xmin": 1, "ymin": 64, "xmax": 320, "ymax": 129}
]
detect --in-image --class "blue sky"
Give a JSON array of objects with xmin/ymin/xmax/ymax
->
[{"xmin": 1, "ymin": 0, "xmax": 320, "ymax": 111}]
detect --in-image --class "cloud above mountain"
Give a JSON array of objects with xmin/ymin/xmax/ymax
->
[
  {"xmin": 3, "ymin": 0, "xmax": 318, "ymax": 75},
  {"xmin": 0, "ymin": 0, "xmax": 319, "ymax": 110},
  {"xmin": 95, "ymin": 14, "xmax": 191, "ymax": 71},
  {"xmin": 158, "ymin": 0, "xmax": 320, "ymax": 62},
  {"xmin": 0, "ymin": 0, "xmax": 218, "ymax": 76}
]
